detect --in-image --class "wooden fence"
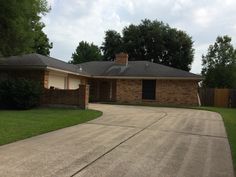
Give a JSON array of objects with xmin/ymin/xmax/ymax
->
[{"xmin": 199, "ymin": 88, "xmax": 236, "ymax": 108}]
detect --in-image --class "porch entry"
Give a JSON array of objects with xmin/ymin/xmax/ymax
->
[
  {"xmin": 142, "ymin": 80, "xmax": 156, "ymax": 100},
  {"xmin": 89, "ymin": 79, "xmax": 116, "ymax": 102}
]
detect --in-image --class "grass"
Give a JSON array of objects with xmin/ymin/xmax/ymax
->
[
  {"xmin": 0, "ymin": 108, "xmax": 102, "ymax": 146},
  {"xmin": 196, "ymin": 107, "xmax": 236, "ymax": 175}
]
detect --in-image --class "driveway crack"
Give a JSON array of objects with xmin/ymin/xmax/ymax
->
[{"xmin": 69, "ymin": 111, "xmax": 168, "ymax": 177}]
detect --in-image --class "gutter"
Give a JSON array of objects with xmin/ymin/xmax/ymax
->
[{"xmin": 90, "ymin": 75, "xmax": 203, "ymax": 80}]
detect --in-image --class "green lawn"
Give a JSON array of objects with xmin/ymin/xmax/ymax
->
[
  {"xmin": 0, "ymin": 108, "xmax": 102, "ymax": 146},
  {"xmin": 196, "ymin": 107, "xmax": 236, "ymax": 174}
]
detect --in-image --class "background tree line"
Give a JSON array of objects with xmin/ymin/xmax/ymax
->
[
  {"xmin": 71, "ymin": 19, "xmax": 194, "ymax": 71},
  {"xmin": 71, "ymin": 20, "xmax": 236, "ymax": 88}
]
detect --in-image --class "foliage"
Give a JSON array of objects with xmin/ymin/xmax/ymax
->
[
  {"xmin": 0, "ymin": 108, "xmax": 102, "ymax": 145},
  {"xmin": 0, "ymin": 0, "xmax": 52, "ymax": 57},
  {"xmin": 0, "ymin": 79, "xmax": 42, "ymax": 109},
  {"xmin": 101, "ymin": 30, "xmax": 123, "ymax": 61},
  {"xmin": 33, "ymin": 22, "xmax": 53, "ymax": 56},
  {"xmin": 70, "ymin": 41, "xmax": 102, "ymax": 64},
  {"xmin": 101, "ymin": 19, "xmax": 194, "ymax": 71},
  {"xmin": 202, "ymin": 36, "xmax": 236, "ymax": 88}
]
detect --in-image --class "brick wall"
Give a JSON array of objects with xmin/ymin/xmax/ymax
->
[
  {"xmin": 116, "ymin": 79, "xmax": 142, "ymax": 102},
  {"xmin": 79, "ymin": 84, "xmax": 89, "ymax": 109},
  {"xmin": 115, "ymin": 53, "xmax": 129, "ymax": 65},
  {"xmin": 115, "ymin": 79, "xmax": 199, "ymax": 105},
  {"xmin": 156, "ymin": 80, "xmax": 199, "ymax": 105},
  {"xmin": 41, "ymin": 84, "xmax": 89, "ymax": 109}
]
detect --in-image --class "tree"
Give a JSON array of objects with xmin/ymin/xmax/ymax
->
[
  {"xmin": 0, "ymin": 0, "xmax": 52, "ymax": 57},
  {"xmin": 33, "ymin": 22, "xmax": 53, "ymax": 56},
  {"xmin": 101, "ymin": 30, "xmax": 123, "ymax": 61},
  {"xmin": 70, "ymin": 41, "xmax": 102, "ymax": 64},
  {"xmin": 202, "ymin": 35, "xmax": 236, "ymax": 88},
  {"xmin": 101, "ymin": 19, "xmax": 194, "ymax": 71}
]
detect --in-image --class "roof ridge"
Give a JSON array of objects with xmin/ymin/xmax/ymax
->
[{"xmin": 34, "ymin": 53, "xmax": 73, "ymax": 66}]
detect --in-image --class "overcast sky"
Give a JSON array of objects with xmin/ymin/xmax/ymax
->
[{"xmin": 43, "ymin": 0, "xmax": 236, "ymax": 74}]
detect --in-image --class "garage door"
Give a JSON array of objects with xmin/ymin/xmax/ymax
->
[
  {"xmin": 69, "ymin": 78, "xmax": 81, "ymax": 89},
  {"xmin": 48, "ymin": 73, "xmax": 66, "ymax": 89}
]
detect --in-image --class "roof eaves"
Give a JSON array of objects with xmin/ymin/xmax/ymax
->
[
  {"xmin": 0, "ymin": 65, "xmax": 46, "ymax": 70},
  {"xmin": 46, "ymin": 66, "xmax": 91, "ymax": 77},
  {"xmin": 90, "ymin": 75, "xmax": 203, "ymax": 80}
]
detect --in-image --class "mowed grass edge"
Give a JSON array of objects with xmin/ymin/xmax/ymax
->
[
  {"xmin": 0, "ymin": 108, "xmax": 102, "ymax": 146},
  {"xmin": 195, "ymin": 107, "xmax": 236, "ymax": 175}
]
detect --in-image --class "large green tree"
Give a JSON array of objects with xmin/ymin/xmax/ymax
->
[
  {"xmin": 101, "ymin": 30, "xmax": 123, "ymax": 61},
  {"xmin": 101, "ymin": 19, "xmax": 194, "ymax": 71},
  {"xmin": 33, "ymin": 22, "xmax": 53, "ymax": 56},
  {"xmin": 202, "ymin": 35, "xmax": 236, "ymax": 88},
  {"xmin": 0, "ymin": 0, "xmax": 52, "ymax": 57},
  {"xmin": 70, "ymin": 41, "xmax": 102, "ymax": 64}
]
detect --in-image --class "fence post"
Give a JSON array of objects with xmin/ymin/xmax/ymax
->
[{"xmin": 79, "ymin": 84, "xmax": 90, "ymax": 109}]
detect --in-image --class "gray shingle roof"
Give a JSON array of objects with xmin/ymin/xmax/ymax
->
[
  {"xmin": 0, "ymin": 53, "xmax": 89, "ymax": 76},
  {"xmin": 0, "ymin": 53, "xmax": 202, "ymax": 79},
  {"xmin": 79, "ymin": 61, "xmax": 202, "ymax": 79}
]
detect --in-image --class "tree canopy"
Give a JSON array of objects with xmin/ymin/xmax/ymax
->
[
  {"xmin": 0, "ymin": 0, "xmax": 52, "ymax": 57},
  {"xmin": 101, "ymin": 30, "xmax": 123, "ymax": 61},
  {"xmin": 101, "ymin": 19, "xmax": 194, "ymax": 71},
  {"xmin": 201, "ymin": 35, "xmax": 236, "ymax": 88},
  {"xmin": 70, "ymin": 41, "xmax": 102, "ymax": 64}
]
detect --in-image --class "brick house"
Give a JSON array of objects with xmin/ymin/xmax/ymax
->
[
  {"xmin": 81, "ymin": 53, "xmax": 202, "ymax": 105},
  {"xmin": 0, "ymin": 53, "xmax": 202, "ymax": 106}
]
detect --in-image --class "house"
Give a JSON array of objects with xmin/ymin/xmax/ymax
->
[
  {"xmin": 0, "ymin": 53, "xmax": 202, "ymax": 106},
  {"xmin": 80, "ymin": 53, "xmax": 202, "ymax": 105}
]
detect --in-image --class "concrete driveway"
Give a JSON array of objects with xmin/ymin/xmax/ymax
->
[{"xmin": 0, "ymin": 104, "xmax": 234, "ymax": 177}]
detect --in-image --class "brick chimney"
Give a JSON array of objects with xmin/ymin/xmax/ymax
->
[{"xmin": 115, "ymin": 52, "xmax": 128, "ymax": 65}]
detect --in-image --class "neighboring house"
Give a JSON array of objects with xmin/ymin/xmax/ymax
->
[{"xmin": 0, "ymin": 53, "xmax": 202, "ymax": 106}]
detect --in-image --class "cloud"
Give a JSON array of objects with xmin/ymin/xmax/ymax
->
[
  {"xmin": 193, "ymin": 8, "xmax": 216, "ymax": 27},
  {"xmin": 43, "ymin": 0, "xmax": 236, "ymax": 73}
]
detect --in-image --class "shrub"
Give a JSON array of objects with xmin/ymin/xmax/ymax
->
[{"xmin": 0, "ymin": 79, "xmax": 42, "ymax": 109}]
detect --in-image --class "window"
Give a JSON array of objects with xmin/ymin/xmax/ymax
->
[{"xmin": 142, "ymin": 80, "xmax": 156, "ymax": 100}]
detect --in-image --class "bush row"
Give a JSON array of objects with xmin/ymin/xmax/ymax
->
[{"xmin": 0, "ymin": 79, "xmax": 42, "ymax": 109}]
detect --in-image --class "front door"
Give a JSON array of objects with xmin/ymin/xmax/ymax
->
[
  {"xmin": 142, "ymin": 80, "xmax": 156, "ymax": 100},
  {"xmin": 100, "ymin": 81, "xmax": 111, "ymax": 101}
]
